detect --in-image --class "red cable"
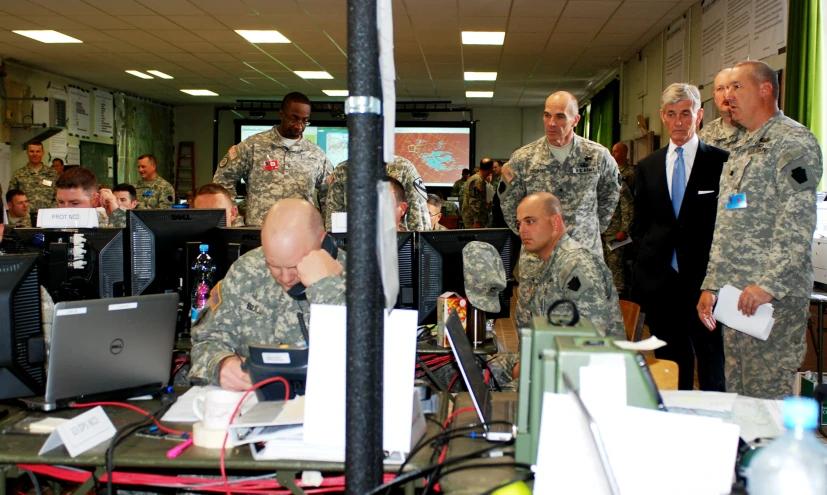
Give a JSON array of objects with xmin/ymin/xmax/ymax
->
[
  {"xmin": 447, "ymin": 372, "xmax": 460, "ymax": 391},
  {"xmin": 220, "ymin": 376, "xmax": 290, "ymax": 495},
  {"xmin": 70, "ymin": 401, "xmax": 187, "ymax": 436}
]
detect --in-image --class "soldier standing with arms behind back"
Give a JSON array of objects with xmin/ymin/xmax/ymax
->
[
  {"xmin": 213, "ymin": 92, "xmax": 332, "ymax": 227},
  {"xmin": 462, "ymin": 158, "xmax": 494, "ymax": 229},
  {"xmin": 499, "ymin": 91, "xmax": 620, "ymax": 329},
  {"xmin": 697, "ymin": 61, "xmax": 823, "ymax": 399}
]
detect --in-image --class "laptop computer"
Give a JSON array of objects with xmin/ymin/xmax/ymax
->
[
  {"xmin": 21, "ymin": 293, "xmax": 179, "ymax": 411},
  {"xmin": 445, "ymin": 311, "xmax": 517, "ymax": 440}
]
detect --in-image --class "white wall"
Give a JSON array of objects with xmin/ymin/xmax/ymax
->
[{"xmin": 173, "ymin": 105, "xmax": 214, "ymax": 190}]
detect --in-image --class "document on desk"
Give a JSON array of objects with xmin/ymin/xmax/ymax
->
[
  {"xmin": 660, "ymin": 391, "xmax": 738, "ymax": 413},
  {"xmin": 712, "ymin": 284, "xmax": 775, "ymax": 340}
]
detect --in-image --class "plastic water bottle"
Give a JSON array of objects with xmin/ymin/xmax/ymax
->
[
  {"xmin": 190, "ymin": 244, "xmax": 216, "ymax": 322},
  {"xmin": 747, "ymin": 397, "xmax": 827, "ymax": 495}
]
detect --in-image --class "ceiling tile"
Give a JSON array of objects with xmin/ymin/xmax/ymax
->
[
  {"xmin": 217, "ymin": 15, "xmax": 274, "ymax": 30},
  {"xmin": 511, "ymin": 0, "xmax": 566, "ymax": 18},
  {"xmin": 72, "ymin": 15, "xmax": 136, "ymax": 29},
  {"xmin": 83, "ymin": 0, "xmax": 155, "ymax": 16},
  {"xmin": 121, "ymin": 15, "xmax": 182, "ymax": 30},
  {"xmin": 0, "ymin": 15, "xmax": 42, "ymax": 30},
  {"xmin": 165, "ymin": 16, "xmax": 227, "ymax": 30},
  {"xmin": 150, "ymin": 29, "xmax": 205, "ymax": 42},
  {"xmin": 457, "ymin": 0, "xmax": 511, "ymax": 17},
  {"xmin": 191, "ymin": 0, "xmax": 256, "ymax": 15},
  {"xmin": 613, "ymin": 1, "xmax": 678, "ymax": 20},
  {"xmin": 560, "ymin": 1, "xmax": 622, "ymax": 19},
  {"xmin": 134, "ymin": 0, "xmax": 206, "ymax": 15},
  {"xmin": 459, "ymin": 16, "xmax": 508, "ymax": 31},
  {"xmin": 507, "ymin": 17, "xmax": 557, "ymax": 33},
  {"xmin": 28, "ymin": 0, "xmax": 103, "ymax": 16}
]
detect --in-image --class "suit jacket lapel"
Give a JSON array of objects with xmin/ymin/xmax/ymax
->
[{"xmin": 654, "ymin": 147, "xmax": 674, "ymax": 221}]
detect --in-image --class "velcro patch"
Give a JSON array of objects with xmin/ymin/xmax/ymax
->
[
  {"xmin": 413, "ymin": 177, "xmax": 427, "ymax": 199},
  {"xmin": 228, "ymin": 145, "xmax": 239, "ymax": 161},
  {"xmin": 209, "ymin": 282, "xmax": 223, "ymax": 312},
  {"xmin": 502, "ymin": 165, "xmax": 514, "ymax": 183},
  {"xmin": 219, "ymin": 157, "xmax": 228, "ymax": 168}
]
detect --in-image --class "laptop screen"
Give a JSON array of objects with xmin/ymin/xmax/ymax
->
[{"xmin": 445, "ymin": 310, "xmax": 491, "ymax": 423}]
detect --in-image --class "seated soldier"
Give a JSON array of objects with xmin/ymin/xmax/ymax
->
[
  {"xmin": 192, "ymin": 183, "xmax": 245, "ymax": 227},
  {"xmin": 384, "ymin": 176, "xmax": 408, "ymax": 232},
  {"xmin": 426, "ymin": 194, "xmax": 449, "ymax": 230},
  {"xmin": 190, "ymin": 199, "xmax": 346, "ymax": 391},
  {"xmin": 5, "ymin": 189, "xmax": 31, "ymax": 227},
  {"xmin": 55, "ymin": 167, "xmax": 127, "ymax": 228},
  {"xmin": 112, "ymin": 183, "xmax": 139, "ymax": 210}
]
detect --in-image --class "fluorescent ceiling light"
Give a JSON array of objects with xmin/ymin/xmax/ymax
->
[
  {"xmin": 323, "ymin": 90, "xmax": 349, "ymax": 96},
  {"xmin": 180, "ymin": 89, "xmax": 218, "ymax": 96},
  {"xmin": 235, "ymin": 30, "xmax": 291, "ymax": 43},
  {"xmin": 13, "ymin": 30, "xmax": 82, "ymax": 43},
  {"xmin": 147, "ymin": 70, "xmax": 173, "ymax": 79},
  {"xmin": 466, "ymin": 91, "xmax": 494, "ymax": 98},
  {"xmin": 126, "ymin": 70, "xmax": 153, "ymax": 79},
  {"xmin": 464, "ymin": 72, "xmax": 497, "ymax": 81},
  {"xmin": 461, "ymin": 31, "xmax": 505, "ymax": 45},
  {"xmin": 294, "ymin": 71, "xmax": 333, "ymax": 79}
]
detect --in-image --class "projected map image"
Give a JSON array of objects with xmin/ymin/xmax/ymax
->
[{"xmin": 395, "ymin": 128, "xmax": 470, "ymax": 186}]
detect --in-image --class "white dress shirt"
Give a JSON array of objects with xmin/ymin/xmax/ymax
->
[{"xmin": 666, "ymin": 133, "xmax": 699, "ymax": 197}]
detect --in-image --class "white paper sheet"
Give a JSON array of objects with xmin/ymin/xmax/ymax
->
[
  {"xmin": 613, "ymin": 335, "xmax": 667, "ymax": 351},
  {"xmin": 713, "ymin": 284, "xmax": 775, "ymax": 340},
  {"xmin": 660, "ymin": 391, "xmax": 738, "ymax": 413},
  {"xmin": 160, "ymin": 386, "xmax": 258, "ymax": 423}
]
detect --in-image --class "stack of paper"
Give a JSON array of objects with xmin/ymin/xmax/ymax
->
[
  {"xmin": 161, "ymin": 386, "xmax": 258, "ymax": 423},
  {"xmin": 713, "ymin": 285, "xmax": 775, "ymax": 340}
]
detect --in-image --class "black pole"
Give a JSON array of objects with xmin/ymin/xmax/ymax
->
[{"xmin": 345, "ymin": 0, "xmax": 384, "ymax": 493}]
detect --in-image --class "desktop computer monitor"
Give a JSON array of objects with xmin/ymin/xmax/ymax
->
[
  {"xmin": 1, "ymin": 227, "xmax": 45, "ymax": 255},
  {"xmin": 417, "ymin": 228, "xmax": 520, "ymax": 323},
  {"xmin": 211, "ymin": 227, "xmax": 263, "ymax": 281},
  {"xmin": 329, "ymin": 232, "xmax": 415, "ymax": 308},
  {"xmin": 0, "ymin": 254, "xmax": 45, "ymax": 399},
  {"xmin": 7, "ymin": 228, "xmax": 125, "ymax": 302}
]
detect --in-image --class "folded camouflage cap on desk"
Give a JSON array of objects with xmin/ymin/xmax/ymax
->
[{"xmin": 462, "ymin": 241, "xmax": 507, "ymax": 313}]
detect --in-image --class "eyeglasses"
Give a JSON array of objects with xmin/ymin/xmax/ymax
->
[
  {"xmin": 429, "ymin": 212, "xmax": 441, "ymax": 217},
  {"xmin": 280, "ymin": 110, "xmax": 310, "ymax": 127}
]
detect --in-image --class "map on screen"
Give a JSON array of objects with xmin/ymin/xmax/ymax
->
[{"xmin": 239, "ymin": 124, "xmax": 471, "ymax": 186}]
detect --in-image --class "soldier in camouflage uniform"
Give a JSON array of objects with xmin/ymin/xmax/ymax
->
[
  {"xmin": 519, "ymin": 192, "xmax": 625, "ymax": 338},
  {"xmin": 698, "ymin": 68, "xmax": 747, "ymax": 153},
  {"xmin": 5, "ymin": 189, "xmax": 31, "ymax": 227},
  {"xmin": 426, "ymin": 194, "xmax": 449, "ymax": 230},
  {"xmin": 499, "ymin": 91, "xmax": 620, "ymax": 329},
  {"xmin": 324, "ymin": 156, "xmax": 430, "ymax": 231},
  {"xmin": 134, "ymin": 154, "xmax": 175, "ymax": 209},
  {"xmin": 55, "ymin": 167, "xmax": 128, "ymax": 228},
  {"xmin": 601, "ymin": 182, "xmax": 633, "ymax": 299},
  {"xmin": 611, "ymin": 142, "xmax": 636, "ymax": 193},
  {"xmin": 9, "ymin": 141, "xmax": 58, "ymax": 214},
  {"xmin": 450, "ymin": 169, "xmax": 470, "ymax": 199},
  {"xmin": 214, "ymin": 93, "xmax": 332, "ymax": 227},
  {"xmin": 698, "ymin": 61, "xmax": 823, "ymax": 400},
  {"xmin": 462, "ymin": 158, "xmax": 494, "ymax": 229},
  {"xmin": 193, "ymin": 183, "xmax": 246, "ymax": 227},
  {"xmin": 191, "ymin": 199, "xmax": 346, "ymax": 390}
]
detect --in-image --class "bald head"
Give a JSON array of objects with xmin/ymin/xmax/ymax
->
[
  {"xmin": 522, "ymin": 192, "xmax": 564, "ymax": 218},
  {"xmin": 546, "ymin": 91, "xmax": 579, "ymax": 115},
  {"xmin": 262, "ymin": 199, "xmax": 326, "ymax": 291},
  {"xmin": 544, "ymin": 91, "xmax": 581, "ymax": 147},
  {"xmin": 611, "ymin": 142, "xmax": 628, "ymax": 166},
  {"xmin": 712, "ymin": 68, "xmax": 734, "ymax": 117},
  {"xmin": 516, "ymin": 192, "xmax": 566, "ymax": 260}
]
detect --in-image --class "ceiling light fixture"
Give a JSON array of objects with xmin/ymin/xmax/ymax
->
[
  {"xmin": 147, "ymin": 70, "xmax": 173, "ymax": 79},
  {"xmin": 13, "ymin": 30, "xmax": 82, "ymax": 43},
  {"xmin": 235, "ymin": 30, "xmax": 291, "ymax": 43},
  {"xmin": 461, "ymin": 31, "xmax": 505, "ymax": 45},
  {"xmin": 466, "ymin": 91, "xmax": 494, "ymax": 98},
  {"xmin": 323, "ymin": 90, "xmax": 349, "ymax": 96},
  {"xmin": 464, "ymin": 72, "xmax": 497, "ymax": 81},
  {"xmin": 180, "ymin": 89, "xmax": 218, "ymax": 96},
  {"xmin": 126, "ymin": 70, "xmax": 154, "ymax": 79},
  {"xmin": 294, "ymin": 71, "xmax": 334, "ymax": 79}
]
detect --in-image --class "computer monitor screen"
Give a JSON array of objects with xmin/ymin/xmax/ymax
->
[
  {"xmin": 126, "ymin": 209, "xmax": 226, "ymax": 297},
  {"xmin": 236, "ymin": 120, "xmax": 473, "ymax": 186},
  {"xmin": 0, "ymin": 254, "xmax": 45, "ymax": 399},
  {"xmin": 418, "ymin": 228, "xmax": 520, "ymax": 323},
  {"xmin": 329, "ymin": 232, "xmax": 415, "ymax": 308},
  {"xmin": 38, "ymin": 228, "xmax": 125, "ymax": 302},
  {"xmin": 1, "ymin": 227, "xmax": 44, "ymax": 255}
]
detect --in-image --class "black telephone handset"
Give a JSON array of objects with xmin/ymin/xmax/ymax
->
[{"xmin": 287, "ymin": 234, "xmax": 339, "ymax": 300}]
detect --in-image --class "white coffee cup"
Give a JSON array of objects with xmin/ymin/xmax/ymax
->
[{"xmin": 192, "ymin": 390, "xmax": 243, "ymax": 430}]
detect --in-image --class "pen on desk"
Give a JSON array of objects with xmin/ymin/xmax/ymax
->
[{"xmin": 167, "ymin": 437, "xmax": 194, "ymax": 459}]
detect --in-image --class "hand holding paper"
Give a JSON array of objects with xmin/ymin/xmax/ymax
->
[{"xmin": 712, "ymin": 285, "xmax": 775, "ymax": 341}]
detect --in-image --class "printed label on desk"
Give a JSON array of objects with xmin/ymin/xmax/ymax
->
[
  {"xmin": 108, "ymin": 302, "xmax": 138, "ymax": 311},
  {"xmin": 56, "ymin": 307, "xmax": 87, "ymax": 317},
  {"xmin": 262, "ymin": 352, "xmax": 291, "ymax": 364},
  {"xmin": 39, "ymin": 406, "xmax": 116, "ymax": 457}
]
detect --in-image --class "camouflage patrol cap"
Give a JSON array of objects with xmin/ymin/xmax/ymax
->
[{"xmin": 462, "ymin": 241, "xmax": 507, "ymax": 312}]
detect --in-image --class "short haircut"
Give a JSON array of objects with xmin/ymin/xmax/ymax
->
[
  {"xmin": 52, "ymin": 157, "xmax": 64, "ymax": 166},
  {"xmin": 6, "ymin": 188, "xmax": 25, "ymax": 204},
  {"xmin": 282, "ymin": 92, "xmax": 311, "ymax": 109},
  {"xmin": 734, "ymin": 60, "xmax": 780, "ymax": 101},
  {"xmin": 461, "ymin": 168, "xmax": 470, "ymax": 176},
  {"xmin": 661, "ymin": 83, "xmax": 701, "ymax": 113},
  {"xmin": 521, "ymin": 192, "xmax": 563, "ymax": 218},
  {"xmin": 427, "ymin": 193, "xmax": 443, "ymax": 208},
  {"xmin": 194, "ymin": 183, "xmax": 233, "ymax": 202},
  {"xmin": 113, "ymin": 183, "xmax": 137, "ymax": 202},
  {"xmin": 479, "ymin": 158, "xmax": 494, "ymax": 171},
  {"xmin": 137, "ymin": 154, "xmax": 157, "ymax": 166},
  {"xmin": 56, "ymin": 167, "xmax": 99, "ymax": 195},
  {"xmin": 26, "ymin": 140, "xmax": 44, "ymax": 150},
  {"xmin": 383, "ymin": 176, "xmax": 406, "ymax": 206}
]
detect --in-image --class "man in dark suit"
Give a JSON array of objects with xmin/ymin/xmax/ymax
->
[{"xmin": 632, "ymin": 83, "xmax": 728, "ymax": 391}]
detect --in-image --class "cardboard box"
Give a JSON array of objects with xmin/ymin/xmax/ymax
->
[
  {"xmin": 436, "ymin": 291, "xmax": 467, "ymax": 347},
  {"xmin": 796, "ymin": 371, "xmax": 827, "ymax": 425}
]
